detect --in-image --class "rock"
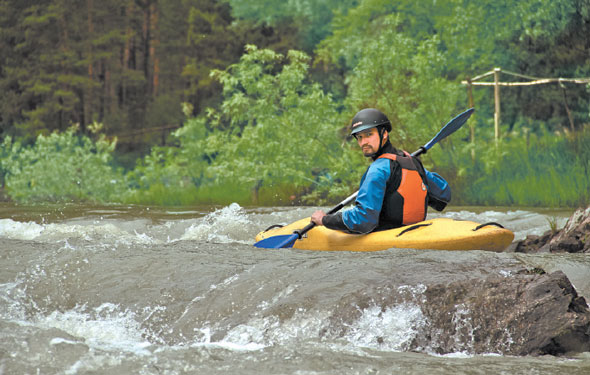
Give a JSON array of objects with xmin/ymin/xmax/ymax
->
[
  {"xmin": 508, "ymin": 206, "xmax": 590, "ymax": 253},
  {"xmin": 418, "ymin": 270, "xmax": 590, "ymax": 355},
  {"xmin": 507, "ymin": 232, "xmax": 552, "ymax": 253},
  {"xmin": 323, "ymin": 267, "xmax": 590, "ymax": 355}
]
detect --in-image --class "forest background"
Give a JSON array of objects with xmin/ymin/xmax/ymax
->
[{"xmin": 1, "ymin": 0, "xmax": 590, "ymax": 208}]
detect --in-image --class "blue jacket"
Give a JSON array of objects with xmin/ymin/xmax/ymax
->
[{"xmin": 341, "ymin": 157, "xmax": 391, "ymax": 233}]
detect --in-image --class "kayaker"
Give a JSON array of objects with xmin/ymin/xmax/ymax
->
[{"xmin": 310, "ymin": 108, "xmax": 451, "ymax": 233}]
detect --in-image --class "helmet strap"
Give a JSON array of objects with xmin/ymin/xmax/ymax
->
[{"xmin": 377, "ymin": 126, "xmax": 386, "ymax": 152}]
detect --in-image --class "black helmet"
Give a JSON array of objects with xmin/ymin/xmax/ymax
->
[{"xmin": 350, "ymin": 108, "xmax": 392, "ymax": 137}]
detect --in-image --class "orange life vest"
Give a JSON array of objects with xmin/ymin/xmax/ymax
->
[{"xmin": 377, "ymin": 152, "xmax": 428, "ymax": 226}]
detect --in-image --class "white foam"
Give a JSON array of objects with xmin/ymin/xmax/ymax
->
[
  {"xmin": 345, "ymin": 303, "xmax": 427, "ymax": 351},
  {"xmin": 439, "ymin": 209, "xmax": 520, "ymax": 223},
  {"xmin": 222, "ymin": 316, "xmax": 276, "ymax": 347},
  {"xmin": 212, "ymin": 308, "xmax": 330, "ymax": 351},
  {"xmin": 183, "ymin": 321, "xmax": 268, "ymax": 352},
  {"xmin": 0, "ymin": 282, "xmax": 27, "ymax": 321},
  {"xmin": 449, "ymin": 303, "xmax": 475, "ymax": 354},
  {"xmin": 50, "ymin": 337, "xmax": 79, "ymax": 346},
  {"xmin": 180, "ymin": 203, "xmax": 252, "ymax": 243},
  {"xmin": 200, "ymin": 340, "xmax": 266, "ymax": 351},
  {"xmin": 132, "ymin": 230, "xmax": 155, "ymax": 244},
  {"xmin": 34, "ymin": 303, "xmax": 152, "ymax": 355},
  {"xmin": 436, "ymin": 209, "xmax": 564, "ymax": 241},
  {"xmin": 0, "ymin": 217, "xmax": 160, "ymax": 246},
  {"xmin": 0, "ymin": 218, "xmax": 45, "ymax": 240}
]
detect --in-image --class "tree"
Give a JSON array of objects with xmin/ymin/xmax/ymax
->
[
  {"xmin": 0, "ymin": 0, "xmax": 93, "ymax": 137},
  {"xmin": 317, "ymin": 0, "xmax": 590, "ymax": 138},
  {"xmin": 181, "ymin": 0, "xmax": 239, "ymax": 116},
  {"xmin": 1, "ymin": 125, "xmax": 124, "ymax": 203},
  {"xmin": 316, "ymin": 5, "xmax": 462, "ymax": 154},
  {"xmin": 343, "ymin": 16, "xmax": 461, "ymax": 153},
  {"xmin": 186, "ymin": 45, "xmax": 361, "ymax": 202},
  {"xmin": 225, "ymin": 0, "xmax": 359, "ymax": 51}
]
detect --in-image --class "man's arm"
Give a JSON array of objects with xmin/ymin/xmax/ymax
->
[
  {"xmin": 310, "ymin": 210, "xmax": 349, "ymax": 231},
  {"xmin": 424, "ymin": 169, "xmax": 451, "ymax": 211},
  {"xmin": 311, "ymin": 159, "xmax": 392, "ymax": 234}
]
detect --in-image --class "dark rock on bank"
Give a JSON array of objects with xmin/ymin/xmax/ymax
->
[
  {"xmin": 418, "ymin": 269, "xmax": 590, "ymax": 356},
  {"xmin": 508, "ymin": 206, "xmax": 590, "ymax": 253},
  {"xmin": 325, "ymin": 266, "xmax": 590, "ymax": 355}
]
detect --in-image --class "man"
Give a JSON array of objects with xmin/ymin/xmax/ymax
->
[{"xmin": 310, "ymin": 108, "xmax": 450, "ymax": 233}]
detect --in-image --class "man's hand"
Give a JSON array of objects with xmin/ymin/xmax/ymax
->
[{"xmin": 311, "ymin": 210, "xmax": 326, "ymax": 226}]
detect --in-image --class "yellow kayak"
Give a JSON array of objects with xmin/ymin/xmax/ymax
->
[{"xmin": 255, "ymin": 217, "xmax": 515, "ymax": 252}]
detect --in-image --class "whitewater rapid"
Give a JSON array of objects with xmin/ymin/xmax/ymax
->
[{"xmin": 1, "ymin": 203, "xmax": 589, "ymax": 374}]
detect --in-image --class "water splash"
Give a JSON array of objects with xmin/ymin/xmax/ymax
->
[
  {"xmin": 180, "ymin": 203, "xmax": 252, "ymax": 243},
  {"xmin": 345, "ymin": 304, "xmax": 427, "ymax": 351},
  {"xmin": 34, "ymin": 303, "xmax": 152, "ymax": 355},
  {"xmin": 0, "ymin": 217, "xmax": 160, "ymax": 246},
  {"xmin": 449, "ymin": 303, "xmax": 476, "ymax": 354},
  {"xmin": 0, "ymin": 218, "xmax": 45, "ymax": 240}
]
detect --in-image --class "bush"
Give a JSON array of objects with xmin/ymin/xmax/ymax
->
[
  {"xmin": 1, "ymin": 125, "xmax": 125, "ymax": 203},
  {"xmin": 449, "ymin": 125, "xmax": 590, "ymax": 207}
]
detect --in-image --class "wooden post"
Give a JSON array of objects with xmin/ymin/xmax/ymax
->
[
  {"xmin": 559, "ymin": 83, "xmax": 575, "ymax": 132},
  {"xmin": 493, "ymin": 68, "xmax": 501, "ymax": 143},
  {"xmin": 466, "ymin": 78, "xmax": 475, "ymax": 160},
  {"xmin": 462, "ymin": 70, "xmax": 590, "ymax": 143}
]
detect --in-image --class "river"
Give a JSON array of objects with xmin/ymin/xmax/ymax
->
[{"xmin": 1, "ymin": 202, "xmax": 589, "ymax": 374}]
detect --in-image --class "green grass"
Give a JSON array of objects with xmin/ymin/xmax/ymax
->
[{"xmin": 457, "ymin": 127, "xmax": 590, "ymax": 208}]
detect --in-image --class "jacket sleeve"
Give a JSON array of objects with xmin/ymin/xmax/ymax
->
[
  {"xmin": 321, "ymin": 212, "xmax": 349, "ymax": 232},
  {"xmin": 424, "ymin": 169, "xmax": 451, "ymax": 211}
]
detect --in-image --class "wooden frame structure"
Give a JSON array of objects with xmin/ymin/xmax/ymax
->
[{"xmin": 462, "ymin": 68, "xmax": 590, "ymax": 143}]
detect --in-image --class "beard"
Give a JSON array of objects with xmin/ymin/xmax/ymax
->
[{"xmin": 362, "ymin": 146, "xmax": 376, "ymax": 157}]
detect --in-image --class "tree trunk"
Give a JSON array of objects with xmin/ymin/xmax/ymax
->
[
  {"xmin": 143, "ymin": 3, "xmax": 151, "ymax": 88},
  {"xmin": 57, "ymin": 4, "xmax": 73, "ymax": 131},
  {"xmin": 85, "ymin": 0, "xmax": 94, "ymax": 129},
  {"xmin": 122, "ymin": 0, "xmax": 135, "ymax": 106},
  {"xmin": 150, "ymin": 2, "xmax": 160, "ymax": 97}
]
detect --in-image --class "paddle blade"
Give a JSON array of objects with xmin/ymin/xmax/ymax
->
[
  {"xmin": 253, "ymin": 233, "xmax": 299, "ymax": 249},
  {"xmin": 423, "ymin": 108, "xmax": 474, "ymax": 151}
]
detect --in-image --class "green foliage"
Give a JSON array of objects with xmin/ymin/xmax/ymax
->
[
  {"xmin": 343, "ymin": 15, "xmax": 462, "ymax": 152},
  {"xmin": 225, "ymin": 0, "xmax": 358, "ymax": 50},
  {"xmin": 317, "ymin": 0, "xmax": 576, "ymax": 74},
  {"xmin": 316, "ymin": 5, "xmax": 465, "ymax": 156},
  {"xmin": 124, "ymin": 40, "xmax": 369, "ymax": 206},
  {"xmin": 453, "ymin": 126, "xmax": 590, "ymax": 207},
  {"xmin": 546, "ymin": 216, "xmax": 560, "ymax": 234},
  {"xmin": 318, "ymin": 0, "xmax": 590, "ymax": 134},
  {"xmin": 180, "ymin": 0, "xmax": 240, "ymax": 115},
  {"xmin": 201, "ymin": 45, "xmax": 364, "ymax": 203},
  {"xmin": 1, "ymin": 0, "xmax": 590, "ymax": 208},
  {"xmin": 1, "ymin": 126, "xmax": 125, "ymax": 203},
  {"xmin": 0, "ymin": 0, "xmax": 92, "ymax": 136},
  {"xmin": 124, "ymin": 146, "xmax": 197, "ymax": 206},
  {"xmin": 0, "ymin": 0, "xmax": 285, "ymax": 150},
  {"xmin": 123, "ymin": 115, "xmax": 211, "ymax": 205}
]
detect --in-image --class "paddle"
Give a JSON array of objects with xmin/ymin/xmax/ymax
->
[{"xmin": 254, "ymin": 107, "xmax": 475, "ymax": 249}]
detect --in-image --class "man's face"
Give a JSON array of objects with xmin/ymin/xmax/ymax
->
[{"xmin": 355, "ymin": 128, "xmax": 387, "ymax": 157}]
